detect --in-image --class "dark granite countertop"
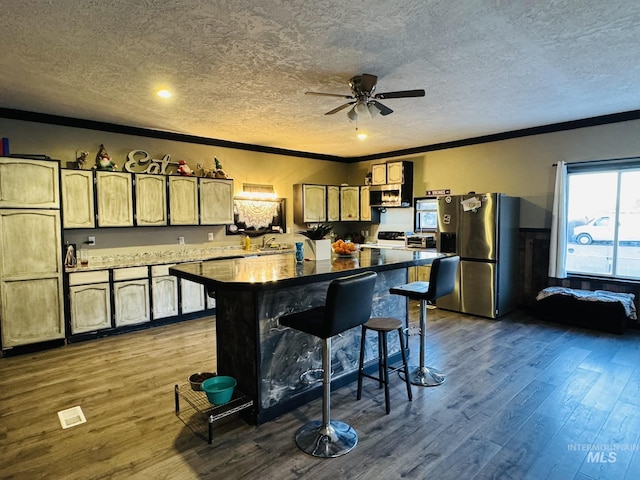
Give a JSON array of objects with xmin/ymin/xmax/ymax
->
[{"xmin": 169, "ymin": 248, "xmax": 442, "ymax": 291}]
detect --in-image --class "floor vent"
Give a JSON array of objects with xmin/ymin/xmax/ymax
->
[{"xmin": 57, "ymin": 406, "xmax": 87, "ymax": 429}]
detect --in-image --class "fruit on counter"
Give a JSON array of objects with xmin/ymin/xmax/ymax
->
[{"xmin": 332, "ymin": 239, "xmax": 358, "ymax": 255}]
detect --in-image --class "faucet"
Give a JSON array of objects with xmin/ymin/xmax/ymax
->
[{"xmin": 262, "ymin": 236, "xmax": 277, "ymax": 248}]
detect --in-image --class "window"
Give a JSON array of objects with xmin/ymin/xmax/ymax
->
[
  {"xmin": 565, "ymin": 160, "xmax": 640, "ymax": 279},
  {"xmin": 414, "ymin": 197, "xmax": 438, "ymax": 232}
]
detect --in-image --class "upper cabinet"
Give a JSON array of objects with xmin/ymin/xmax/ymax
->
[
  {"xmin": 135, "ymin": 174, "xmax": 167, "ymax": 226},
  {"xmin": 340, "ymin": 186, "xmax": 360, "ymax": 221},
  {"xmin": 0, "ymin": 157, "xmax": 60, "ymax": 208},
  {"xmin": 200, "ymin": 178, "xmax": 234, "ymax": 225},
  {"xmin": 96, "ymin": 171, "xmax": 134, "ymax": 227},
  {"xmin": 386, "ymin": 161, "xmax": 406, "ymax": 184},
  {"xmin": 327, "ymin": 185, "xmax": 340, "ymax": 222},
  {"xmin": 371, "ymin": 164, "xmax": 387, "ymax": 185},
  {"xmin": 61, "ymin": 169, "xmax": 95, "ymax": 229},
  {"xmin": 360, "ymin": 186, "xmax": 371, "ymax": 221},
  {"xmin": 169, "ymin": 176, "xmax": 198, "ymax": 225},
  {"xmin": 294, "ymin": 184, "xmax": 326, "ymax": 224}
]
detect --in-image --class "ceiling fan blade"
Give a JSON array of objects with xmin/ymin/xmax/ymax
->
[
  {"xmin": 305, "ymin": 91, "xmax": 354, "ymax": 99},
  {"xmin": 325, "ymin": 102, "xmax": 356, "ymax": 115},
  {"xmin": 374, "ymin": 89, "xmax": 426, "ymax": 99},
  {"xmin": 360, "ymin": 74, "xmax": 378, "ymax": 93},
  {"xmin": 369, "ymin": 100, "xmax": 393, "ymax": 116}
]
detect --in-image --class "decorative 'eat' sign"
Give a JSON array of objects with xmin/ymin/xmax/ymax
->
[{"xmin": 124, "ymin": 150, "xmax": 181, "ymax": 174}]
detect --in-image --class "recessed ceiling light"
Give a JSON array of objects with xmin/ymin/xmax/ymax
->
[
  {"xmin": 157, "ymin": 89, "xmax": 172, "ymax": 98},
  {"xmin": 357, "ymin": 132, "xmax": 367, "ymax": 140}
]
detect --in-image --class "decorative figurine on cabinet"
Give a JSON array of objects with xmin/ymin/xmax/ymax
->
[
  {"xmin": 94, "ymin": 144, "xmax": 118, "ymax": 170},
  {"xmin": 196, "ymin": 163, "xmax": 215, "ymax": 178},
  {"xmin": 214, "ymin": 157, "xmax": 228, "ymax": 179},
  {"xmin": 177, "ymin": 160, "xmax": 194, "ymax": 176},
  {"xmin": 75, "ymin": 151, "xmax": 89, "ymax": 169}
]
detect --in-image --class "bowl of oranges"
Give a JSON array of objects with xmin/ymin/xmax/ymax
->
[{"xmin": 332, "ymin": 239, "xmax": 358, "ymax": 257}]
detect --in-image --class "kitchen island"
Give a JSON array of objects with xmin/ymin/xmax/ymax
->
[{"xmin": 170, "ymin": 248, "xmax": 440, "ymax": 424}]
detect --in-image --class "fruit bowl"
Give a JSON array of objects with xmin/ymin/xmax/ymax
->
[{"xmin": 331, "ymin": 239, "xmax": 358, "ymax": 257}]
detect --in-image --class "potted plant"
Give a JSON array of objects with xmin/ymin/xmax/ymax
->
[{"xmin": 299, "ymin": 223, "xmax": 333, "ymax": 261}]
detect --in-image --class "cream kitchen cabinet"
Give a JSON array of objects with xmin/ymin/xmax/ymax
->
[
  {"xmin": 371, "ymin": 164, "xmax": 387, "ymax": 185},
  {"xmin": 96, "ymin": 171, "xmax": 134, "ymax": 227},
  {"xmin": 68, "ymin": 270, "xmax": 111, "ymax": 334},
  {"xmin": 135, "ymin": 174, "xmax": 167, "ymax": 226},
  {"xmin": 0, "ymin": 157, "xmax": 60, "ymax": 208},
  {"xmin": 200, "ymin": 178, "xmax": 233, "ymax": 225},
  {"xmin": 0, "ymin": 209, "xmax": 64, "ymax": 348},
  {"xmin": 294, "ymin": 184, "xmax": 327, "ymax": 224},
  {"xmin": 169, "ymin": 176, "xmax": 199, "ymax": 225},
  {"xmin": 181, "ymin": 278, "xmax": 205, "ymax": 314},
  {"xmin": 0, "ymin": 158, "xmax": 64, "ymax": 350},
  {"xmin": 340, "ymin": 186, "xmax": 360, "ymax": 221},
  {"xmin": 151, "ymin": 264, "xmax": 178, "ymax": 319},
  {"xmin": 387, "ymin": 161, "xmax": 406, "ymax": 184},
  {"xmin": 360, "ymin": 186, "xmax": 372, "ymax": 221},
  {"xmin": 61, "ymin": 169, "xmax": 95, "ymax": 228},
  {"xmin": 113, "ymin": 267, "xmax": 150, "ymax": 327},
  {"xmin": 327, "ymin": 185, "xmax": 340, "ymax": 222}
]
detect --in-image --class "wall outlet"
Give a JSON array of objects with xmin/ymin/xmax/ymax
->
[
  {"xmin": 87, "ymin": 236, "xmax": 96, "ymax": 246},
  {"xmin": 178, "ymin": 236, "xmax": 185, "ymax": 245},
  {"xmin": 208, "ymin": 232, "xmax": 214, "ymax": 241}
]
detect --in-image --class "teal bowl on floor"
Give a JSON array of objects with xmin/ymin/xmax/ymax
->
[{"xmin": 201, "ymin": 376, "xmax": 237, "ymax": 405}]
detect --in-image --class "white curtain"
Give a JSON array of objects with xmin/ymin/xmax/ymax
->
[{"xmin": 548, "ymin": 160, "xmax": 568, "ymax": 278}]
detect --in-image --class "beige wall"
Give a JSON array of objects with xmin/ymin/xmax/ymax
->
[
  {"xmin": 4, "ymin": 115, "xmax": 640, "ymax": 237},
  {"xmin": 354, "ymin": 118, "xmax": 640, "ymax": 228}
]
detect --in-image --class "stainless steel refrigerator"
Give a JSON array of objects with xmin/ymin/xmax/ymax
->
[{"xmin": 436, "ymin": 193, "xmax": 520, "ymax": 318}]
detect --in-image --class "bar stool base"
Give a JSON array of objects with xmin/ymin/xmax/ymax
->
[
  {"xmin": 399, "ymin": 365, "xmax": 446, "ymax": 387},
  {"xmin": 294, "ymin": 420, "xmax": 358, "ymax": 458}
]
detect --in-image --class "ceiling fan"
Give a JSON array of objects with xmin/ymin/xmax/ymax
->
[{"xmin": 305, "ymin": 73, "xmax": 425, "ymax": 121}]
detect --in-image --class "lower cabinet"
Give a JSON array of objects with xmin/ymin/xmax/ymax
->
[
  {"xmin": 151, "ymin": 265, "xmax": 178, "ymax": 319},
  {"xmin": 181, "ymin": 279, "xmax": 205, "ymax": 314},
  {"xmin": 68, "ymin": 270, "xmax": 111, "ymax": 334},
  {"xmin": 113, "ymin": 267, "xmax": 150, "ymax": 327}
]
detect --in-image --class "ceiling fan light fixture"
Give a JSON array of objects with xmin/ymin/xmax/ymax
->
[
  {"xmin": 367, "ymin": 102, "xmax": 380, "ymax": 118},
  {"xmin": 355, "ymin": 100, "xmax": 369, "ymax": 116},
  {"xmin": 347, "ymin": 106, "xmax": 358, "ymax": 122}
]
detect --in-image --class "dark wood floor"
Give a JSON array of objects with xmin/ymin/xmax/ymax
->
[{"xmin": 1, "ymin": 304, "xmax": 639, "ymax": 480}]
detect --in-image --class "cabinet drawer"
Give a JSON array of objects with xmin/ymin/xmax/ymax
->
[
  {"xmin": 113, "ymin": 266, "xmax": 148, "ymax": 281},
  {"xmin": 69, "ymin": 270, "xmax": 109, "ymax": 286},
  {"xmin": 151, "ymin": 264, "xmax": 175, "ymax": 277}
]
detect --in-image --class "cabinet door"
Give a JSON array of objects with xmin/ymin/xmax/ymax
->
[
  {"xmin": 114, "ymin": 279, "xmax": 150, "ymax": 326},
  {"xmin": 200, "ymin": 178, "xmax": 234, "ymax": 225},
  {"xmin": 387, "ymin": 162, "xmax": 404, "ymax": 184},
  {"xmin": 152, "ymin": 275, "xmax": 178, "ymax": 319},
  {"xmin": 96, "ymin": 171, "xmax": 134, "ymax": 227},
  {"xmin": 360, "ymin": 186, "xmax": 371, "ymax": 221},
  {"xmin": 135, "ymin": 174, "xmax": 167, "ymax": 226},
  {"xmin": 69, "ymin": 282, "xmax": 111, "ymax": 334},
  {"xmin": 0, "ymin": 157, "xmax": 60, "ymax": 208},
  {"xmin": 327, "ymin": 186, "xmax": 340, "ymax": 222},
  {"xmin": 340, "ymin": 186, "xmax": 360, "ymax": 221},
  {"xmin": 61, "ymin": 169, "xmax": 95, "ymax": 228},
  {"xmin": 181, "ymin": 279, "xmax": 205, "ymax": 314},
  {"xmin": 371, "ymin": 164, "xmax": 387, "ymax": 185},
  {"xmin": 0, "ymin": 209, "xmax": 64, "ymax": 348},
  {"xmin": 169, "ymin": 176, "xmax": 198, "ymax": 225},
  {"xmin": 305, "ymin": 184, "xmax": 327, "ymax": 223}
]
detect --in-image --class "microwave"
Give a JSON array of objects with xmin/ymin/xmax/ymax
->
[{"xmin": 406, "ymin": 234, "xmax": 436, "ymax": 249}]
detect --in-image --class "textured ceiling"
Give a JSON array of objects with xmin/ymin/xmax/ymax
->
[{"xmin": 2, "ymin": 0, "xmax": 640, "ymax": 158}]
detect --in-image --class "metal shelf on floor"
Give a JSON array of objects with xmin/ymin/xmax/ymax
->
[{"xmin": 174, "ymin": 383, "xmax": 253, "ymax": 444}]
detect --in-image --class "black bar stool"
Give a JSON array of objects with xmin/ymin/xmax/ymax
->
[
  {"xmin": 356, "ymin": 317, "xmax": 412, "ymax": 414},
  {"xmin": 279, "ymin": 271, "xmax": 377, "ymax": 458},
  {"xmin": 389, "ymin": 255, "xmax": 460, "ymax": 387}
]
